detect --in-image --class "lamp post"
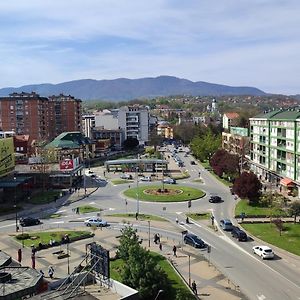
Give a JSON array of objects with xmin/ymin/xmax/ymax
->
[
  {"xmin": 148, "ymin": 220, "xmax": 150, "ymax": 247},
  {"xmin": 14, "ymin": 176, "xmax": 18, "ymax": 232},
  {"xmin": 136, "ymin": 167, "xmax": 139, "ymax": 215}
]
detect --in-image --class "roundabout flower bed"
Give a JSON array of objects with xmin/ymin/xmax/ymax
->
[{"xmin": 123, "ymin": 185, "xmax": 205, "ymax": 202}]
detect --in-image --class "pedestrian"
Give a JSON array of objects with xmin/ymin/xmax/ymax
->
[
  {"xmin": 135, "ymin": 212, "xmax": 138, "ymax": 220},
  {"xmin": 159, "ymin": 243, "xmax": 162, "ymax": 251},
  {"xmin": 17, "ymin": 248, "xmax": 22, "ymax": 263},
  {"xmin": 157, "ymin": 233, "xmax": 160, "ymax": 243},
  {"xmin": 154, "ymin": 234, "xmax": 158, "ymax": 244},
  {"xmin": 40, "ymin": 270, "xmax": 45, "ymax": 278},
  {"xmin": 48, "ymin": 266, "xmax": 54, "ymax": 279},
  {"xmin": 175, "ymin": 217, "xmax": 178, "ymax": 224},
  {"xmin": 192, "ymin": 280, "xmax": 197, "ymax": 295},
  {"xmin": 173, "ymin": 245, "xmax": 177, "ymax": 257},
  {"xmin": 186, "ymin": 217, "xmax": 189, "ymax": 224}
]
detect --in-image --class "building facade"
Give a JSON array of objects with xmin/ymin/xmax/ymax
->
[
  {"xmin": 249, "ymin": 109, "xmax": 300, "ymax": 192},
  {"xmin": 222, "ymin": 112, "xmax": 239, "ymax": 130},
  {"xmin": 0, "ymin": 92, "xmax": 82, "ymax": 141},
  {"xmin": 118, "ymin": 106, "xmax": 149, "ymax": 145},
  {"xmin": 222, "ymin": 127, "xmax": 249, "ymax": 156}
]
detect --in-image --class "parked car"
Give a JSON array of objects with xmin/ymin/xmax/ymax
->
[
  {"xmin": 190, "ymin": 161, "xmax": 196, "ymax": 165},
  {"xmin": 162, "ymin": 178, "xmax": 176, "ymax": 184},
  {"xmin": 20, "ymin": 217, "xmax": 41, "ymax": 227},
  {"xmin": 84, "ymin": 218, "xmax": 108, "ymax": 227},
  {"xmin": 231, "ymin": 227, "xmax": 248, "ymax": 241},
  {"xmin": 209, "ymin": 195, "xmax": 222, "ymax": 203},
  {"xmin": 184, "ymin": 233, "xmax": 206, "ymax": 248},
  {"xmin": 252, "ymin": 245, "xmax": 274, "ymax": 259},
  {"xmin": 220, "ymin": 219, "xmax": 234, "ymax": 231},
  {"xmin": 120, "ymin": 173, "xmax": 133, "ymax": 180},
  {"xmin": 140, "ymin": 176, "xmax": 151, "ymax": 182}
]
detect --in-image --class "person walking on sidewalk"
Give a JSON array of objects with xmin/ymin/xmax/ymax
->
[
  {"xmin": 173, "ymin": 245, "xmax": 177, "ymax": 257},
  {"xmin": 48, "ymin": 266, "xmax": 54, "ymax": 279},
  {"xmin": 192, "ymin": 280, "xmax": 197, "ymax": 295}
]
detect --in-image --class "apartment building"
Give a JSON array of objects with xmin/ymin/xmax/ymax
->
[
  {"xmin": 0, "ymin": 92, "xmax": 82, "ymax": 141},
  {"xmin": 223, "ymin": 112, "xmax": 239, "ymax": 130},
  {"xmin": 0, "ymin": 92, "xmax": 49, "ymax": 140},
  {"xmin": 250, "ymin": 109, "xmax": 300, "ymax": 191},
  {"xmin": 48, "ymin": 94, "xmax": 82, "ymax": 139},
  {"xmin": 222, "ymin": 127, "xmax": 249, "ymax": 156},
  {"xmin": 118, "ymin": 106, "xmax": 149, "ymax": 145}
]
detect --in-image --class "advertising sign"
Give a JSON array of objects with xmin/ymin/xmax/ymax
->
[
  {"xmin": 0, "ymin": 137, "xmax": 15, "ymax": 177},
  {"xmin": 60, "ymin": 158, "xmax": 74, "ymax": 170}
]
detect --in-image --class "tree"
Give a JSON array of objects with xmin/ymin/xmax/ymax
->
[
  {"xmin": 116, "ymin": 226, "xmax": 140, "ymax": 260},
  {"xmin": 148, "ymin": 130, "xmax": 163, "ymax": 151},
  {"xmin": 233, "ymin": 172, "xmax": 262, "ymax": 203},
  {"xmin": 272, "ymin": 218, "xmax": 284, "ymax": 236},
  {"xmin": 289, "ymin": 201, "xmax": 300, "ymax": 224},
  {"xmin": 122, "ymin": 244, "xmax": 168, "ymax": 299},
  {"xmin": 123, "ymin": 138, "xmax": 139, "ymax": 150}
]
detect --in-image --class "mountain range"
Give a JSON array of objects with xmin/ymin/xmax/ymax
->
[{"xmin": 0, "ymin": 76, "xmax": 266, "ymax": 101}]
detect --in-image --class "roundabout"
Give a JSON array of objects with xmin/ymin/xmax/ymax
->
[{"xmin": 123, "ymin": 185, "xmax": 205, "ymax": 202}]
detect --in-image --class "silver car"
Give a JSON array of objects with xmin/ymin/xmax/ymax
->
[{"xmin": 84, "ymin": 218, "xmax": 108, "ymax": 227}]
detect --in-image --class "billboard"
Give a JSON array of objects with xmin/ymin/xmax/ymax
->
[
  {"xmin": 60, "ymin": 158, "xmax": 74, "ymax": 170},
  {"xmin": 0, "ymin": 137, "xmax": 15, "ymax": 177}
]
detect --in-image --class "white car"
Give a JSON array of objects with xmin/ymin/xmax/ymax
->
[
  {"xmin": 120, "ymin": 173, "xmax": 133, "ymax": 180},
  {"xmin": 252, "ymin": 245, "xmax": 274, "ymax": 259},
  {"xmin": 84, "ymin": 218, "xmax": 108, "ymax": 227},
  {"xmin": 140, "ymin": 176, "xmax": 151, "ymax": 181},
  {"xmin": 162, "ymin": 178, "xmax": 176, "ymax": 184}
]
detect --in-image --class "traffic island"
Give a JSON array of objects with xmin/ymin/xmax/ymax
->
[{"xmin": 123, "ymin": 185, "xmax": 205, "ymax": 202}]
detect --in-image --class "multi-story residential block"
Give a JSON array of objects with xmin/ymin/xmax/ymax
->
[
  {"xmin": 249, "ymin": 109, "xmax": 300, "ymax": 191},
  {"xmin": 222, "ymin": 127, "xmax": 249, "ymax": 156},
  {"xmin": 0, "ymin": 92, "xmax": 50, "ymax": 140},
  {"xmin": 0, "ymin": 92, "xmax": 82, "ymax": 141},
  {"xmin": 92, "ymin": 128, "xmax": 123, "ymax": 150},
  {"xmin": 223, "ymin": 112, "xmax": 239, "ymax": 130},
  {"xmin": 48, "ymin": 94, "xmax": 82, "ymax": 139},
  {"xmin": 118, "ymin": 106, "xmax": 149, "ymax": 145},
  {"xmin": 82, "ymin": 114, "xmax": 95, "ymax": 139},
  {"xmin": 157, "ymin": 122, "xmax": 173, "ymax": 139}
]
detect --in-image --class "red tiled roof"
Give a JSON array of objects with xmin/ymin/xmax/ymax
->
[
  {"xmin": 224, "ymin": 112, "xmax": 239, "ymax": 119},
  {"xmin": 280, "ymin": 178, "xmax": 294, "ymax": 187}
]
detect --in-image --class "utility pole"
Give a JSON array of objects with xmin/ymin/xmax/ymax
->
[{"xmin": 148, "ymin": 221, "xmax": 150, "ymax": 247}]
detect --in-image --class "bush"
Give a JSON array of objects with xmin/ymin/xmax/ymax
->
[{"xmin": 16, "ymin": 233, "xmax": 30, "ymax": 240}]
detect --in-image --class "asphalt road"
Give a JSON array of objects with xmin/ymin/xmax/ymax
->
[{"xmin": 1, "ymin": 147, "xmax": 299, "ymax": 300}]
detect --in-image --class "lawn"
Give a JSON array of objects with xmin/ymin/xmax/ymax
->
[
  {"xmin": 107, "ymin": 213, "xmax": 167, "ymax": 222},
  {"xmin": 111, "ymin": 179, "xmax": 133, "ymax": 185},
  {"xmin": 29, "ymin": 190, "xmax": 61, "ymax": 204},
  {"xmin": 123, "ymin": 185, "xmax": 205, "ymax": 202},
  {"xmin": 172, "ymin": 171, "xmax": 190, "ymax": 180},
  {"xmin": 15, "ymin": 230, "xmax": 93, "ymax": 248},
  {"xmin": 242, "ymin": 223, "xmax": 300, "ymax": 256},
  {"xmin": 78, "ymin": 205, "xmax": 101, "ymax": 214},
  {"xmin": 187, "ymin": 212, "xmax": 210, "ymax": 220},
  {"xmin": 235, "ymin": 199, "xmax": 288, "ymax": 217},
  {"xmin": 110, "ymin": 252, "xmax": 194, "ymax": 300}
]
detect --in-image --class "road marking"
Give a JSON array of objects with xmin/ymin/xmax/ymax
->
[
  {"xmin": 89, "ymin": 202, "xmax": 96, "ymax": 204},
  {"xmin": 176, "ymin": 212, "xmax": 183, "ymax": 215},
  {"xmin": 0, "ymin": 224, "xmax": 15, "ymax": 229},
  {"xmin": 257, "ymin": 294, "xmax": 266, "ymax": 300},
  {"xmin": 57, "ymin": 209, "xmax": 66, "ymax": 213},
  {"xmin": 51, "ymin": 221, "xmax": 65, "ymax": 224},
  {"xmin": 108, "ymin": 208, "xmax": 115, "ymax": 211}
]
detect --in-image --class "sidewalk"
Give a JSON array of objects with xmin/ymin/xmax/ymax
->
[{"xmin": 0, "ymin": 219, "xmax": 247, "ymax": 300}]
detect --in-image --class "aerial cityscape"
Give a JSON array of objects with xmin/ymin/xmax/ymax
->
[{"xmin": 0, "ymin": 1, "xmax": 299, "ymax": 300}]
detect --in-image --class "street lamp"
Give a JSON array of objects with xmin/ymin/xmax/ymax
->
[
  {"xmin": 148, "ymin": 220, "xmax": 150, "ymax": 247},
  {"xmin": 136, "ymin": 167, "xmax": 139, "ymax": 215},
  {"xmin": 154, "ymin": 290, "xmax": 164, "ymax": 300},
  {"xmin": 14, "ymin": 176, "xmax": 18, "ymax": 232}
]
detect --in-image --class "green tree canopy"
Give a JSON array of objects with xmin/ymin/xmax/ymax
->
[{"xmin": 289, "ymin": 201, "xmax": 300, "ymax": 224}]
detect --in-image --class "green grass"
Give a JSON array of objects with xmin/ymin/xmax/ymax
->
[
  {"xmin": 172, "ymin": 171, "xmax": 190, "ymax": 180},
  {"xmin": 43, "ymin": 213, "xmax": 62, "ymax": 219},
  {"xmin": 0, "ymin": 206, "xmax": 22, "ymax": 215},
  {"xmin": 242, "ymin": 223, "xmax": 300, "ymax": 256},
  {"xmin": 235, "ymin": 199, "xmax": 288, "ymax": 217},
  {"xmin": 107, "ymin": 213, "xmax": 167, "ymax": 222},
  {"xmin": 110, "ymin": 252, "xmax": 194, "ymax": 300},
  {"xmin": 123, "ymin": 185, "xmax": 205, "ymax": 202},
  {"xmin": 111, "ymin": 179, "xmax": 134, "ymax": 185},
  {"xmin": 78, "ymin": 205, "xmax": 101, "ymax": 214},
  {"xmin": 29, "ymin": 191, "xmax": 61, "ymax": 204},
  {"xmin": 187, "ymin": 212, "xmax": 210, "ymax": 220},
  {"xmin": 15, "ymin": 230, "xmax": 93, "ymax": 248}
]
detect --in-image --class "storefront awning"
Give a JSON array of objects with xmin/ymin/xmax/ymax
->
[{"xmin": 280, "ymin": 178, "xmax": 295, "ymax": 187}]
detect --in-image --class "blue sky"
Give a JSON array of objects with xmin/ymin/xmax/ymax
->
[{"xmin": 0, "ymin": 0, "xmax": 299, "ymax": 94}]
